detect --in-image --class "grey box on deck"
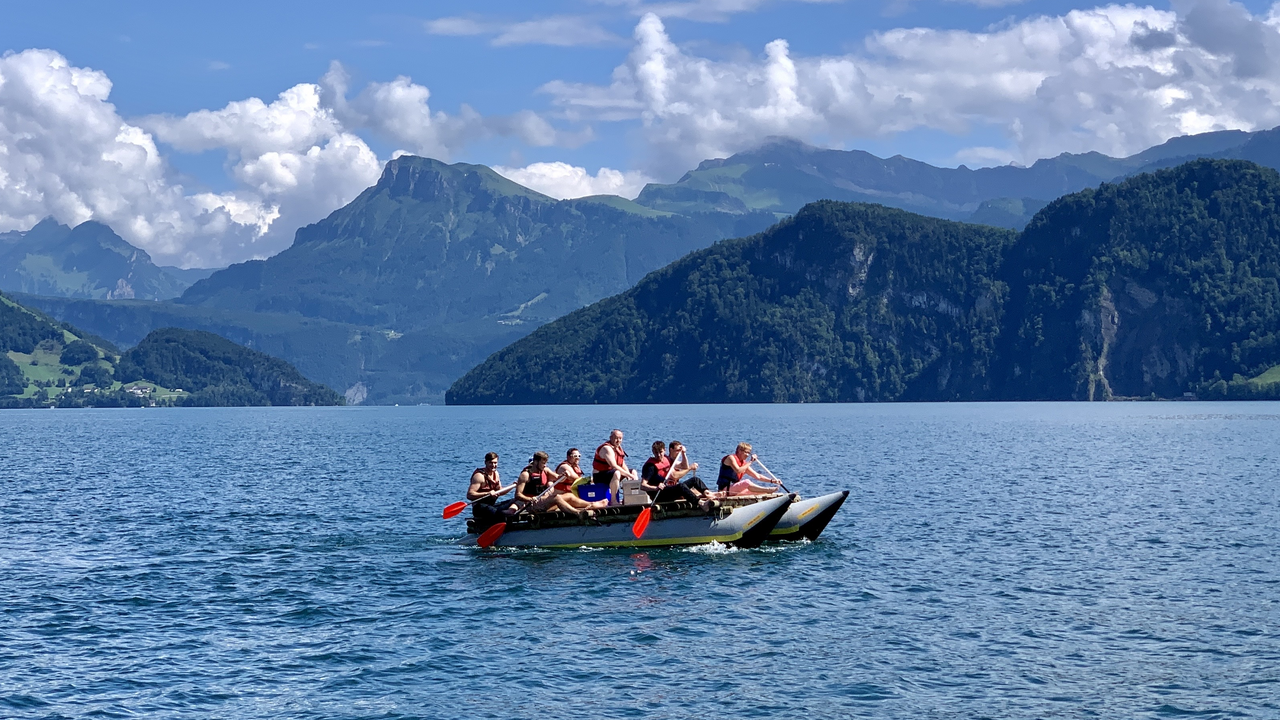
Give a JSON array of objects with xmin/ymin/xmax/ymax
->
[{"xmin": 618, "ymin": 479, "xmax": 651, "ymax": 505}]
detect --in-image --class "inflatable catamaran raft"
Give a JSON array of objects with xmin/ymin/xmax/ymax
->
[{"xmin": 462, "ymin": 490, "xmax": 849, "ymax": 549}]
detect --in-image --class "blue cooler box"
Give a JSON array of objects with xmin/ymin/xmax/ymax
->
[{"xmin": 577, "ymin": 484, "xmax": 610, "ymax": 503}]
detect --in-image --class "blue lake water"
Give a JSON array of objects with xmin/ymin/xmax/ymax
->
[{"xmin": 1, "ymin": 403, "xmax": 1278, "ymax": 719}]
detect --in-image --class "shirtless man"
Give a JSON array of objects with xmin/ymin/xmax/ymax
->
[
  {"xmin": 468, "ymin": 452, "xmax": 518, "ymax": 515},
  {"xmin": 517, "ymin": 451, "xmax": 605, "ymax": 515},
  {"xmin": 592, "ymin": 429, "xmax": 636, "ymax": 506}
]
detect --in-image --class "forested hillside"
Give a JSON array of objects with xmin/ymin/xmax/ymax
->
[
  {"xmin": 117, "ymin": 329, "xmax": 343, "ymax": 407},
  {"xmin": 448, "ymin": 202, "xmax": 1015, "ymax": 404},
  {"xmin": 450, "ymin": 160, "xmax": 1280, "ymax": 404},
  {"xmin": 22, "ymin": 132, "xmax": 1280, "ymax": 405},
  {"xmin": 1, "ymin": 292, "xmax": 341, "ymax": 408},
  {"xmin": 997, "ymin": 159, "xmax": 1280, "ymax": 400}
]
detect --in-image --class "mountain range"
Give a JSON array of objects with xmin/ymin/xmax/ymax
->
[
  {"xmin": 15, "ymin": 126, "xmax": 1280, "ymax": 403},
  {"xmin": 0, "ymin": 219, "xmax": 216, "ymax": 300},
  {"xmin": 449, "ymin": 160, "xmax": 1280, "ymax": 403},
  {"xmin": 630, "ymin": 127, "xmax": 1275, "ymax": 229}
]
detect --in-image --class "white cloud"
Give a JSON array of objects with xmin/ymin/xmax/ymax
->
[
  {"xmin": 320, "ymin": 62, "xmax": 588, "ymax": 158},
  {"xmin": 0, "ymin": 52, "xmax": 580, "ymax": 267},
  {"xmin": 493, "ymin": 162, "xmax": 653, "ymax": 199},
  {"xmin": 0, "ymin": 49, "xmax": 269, "ymax": 267},
  {"xmin": 426, "ymin": 15, "xmax": 622, "ymax": 46},
  {"xmin": 137, "ymin": 81, "xmax": 383, "ymax": 266},
  {"xmin": 545, "ymin": 5, "xmax": 1280, "ymax": 173}
]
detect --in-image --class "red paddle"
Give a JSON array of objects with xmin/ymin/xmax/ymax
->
[
  {"xmin": 443, "ymin": 483, "xmax": 516, "ymax": 519},
  {"xmin": 631, "ymin": 505, "xmax": 652, "ymax": 539},
  {"xmin": 477, "ymin": 522, "xmax": 507, "ymax": 548},
  {"xmin": 632, "ymin": 450, "xmax": 685, "ymax": 539}
]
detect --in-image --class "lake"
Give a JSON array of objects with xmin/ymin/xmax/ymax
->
[{"xmin": 1, "ymin": 403, "xmax": 1278, "ymax": 719}]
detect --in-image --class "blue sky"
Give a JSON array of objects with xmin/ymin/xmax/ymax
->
[{"xmin": 3, "ymin": 0, "xmax": 1280, "ymax": 265}]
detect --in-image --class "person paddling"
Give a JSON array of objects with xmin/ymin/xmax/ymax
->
[
  {"xmin": 517, "ymin": 451, "xmax": 605, "ymax": 515},
  {"xmin": 593, "ymin": 429, "xmax": 636, "ymax": 506},
  {"xmin": 641, "ymin": 441, "xmax": 712, "ymax": 506},
  {"xmin": 717, "ymin": 442, "xmax": 779, "ymax": 496},
  {"xmin": 468, "ymin": 452, "xmax": 518, "ymax": 516},
  {"xmin": 667, "ymin": 441, "xmax": 713, "ymax": 498}
]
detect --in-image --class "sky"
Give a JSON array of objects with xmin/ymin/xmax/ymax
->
[{"xmin": 3, "ymin": 0, "xmax": 1280, "ymax": 267}]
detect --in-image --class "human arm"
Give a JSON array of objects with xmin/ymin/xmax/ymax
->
[
  {"xmin": 640, "ymin": 460, "xmax": 662, "ymax": 493},
  {"xmin": 728, "ymin": 454, "xmax": 773, "ymax": 484},
  {"xmin": 743, "ymin": 455, "xmax": 776, "ymax": 484},
  {"xmin": 602, "ymin": 445, "xmax": 638, "ymax": 480},
  {"xmin": 668, "ymin": 452, "xmax": 697, "ymax": 482},
  {"xmin": 466, "ymin": 470, "xmax": 496, "ymax": 501}
]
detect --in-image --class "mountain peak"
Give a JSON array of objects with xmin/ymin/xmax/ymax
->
[{"xmin": 376, "ymin": 155, "xmax": 552, "ymax": 203}]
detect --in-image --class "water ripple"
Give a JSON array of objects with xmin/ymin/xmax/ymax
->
[{"xmin": 1, "ymin": 403, "xmax": 1278, "ymax": 718}]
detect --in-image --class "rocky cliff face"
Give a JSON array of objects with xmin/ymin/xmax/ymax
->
[{"xmin": 998, "ymin": 159, "xmax": 1280, "ymax": 400}]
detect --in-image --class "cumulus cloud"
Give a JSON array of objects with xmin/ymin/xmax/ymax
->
[
  {"xmin": 0, "ymin": 52, "xmax": 579, "ymax": 267},
  {"xmin": 0, "ymin": 49, "xmax": 273, "ymax": 267},
  {"xmin": 545, "ymin": 4, "xmax": 1280, "ymax": 173},
  {"xmin": 319, "ymin": 62, "xmax": 589, "ymax": 157},
  {"xmin": 493, "ymin": 162, "xmax": 653, "ymax": 199}
]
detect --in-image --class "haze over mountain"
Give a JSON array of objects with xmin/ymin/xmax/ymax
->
[
  {"xmin": 0, "ymin": 219, "xmax": 216, "ymax": 301},
  {"xmin": 449, "ymin": 160, "xmax": 1280, "ymax": 404},
  {"xmin": 631, "ymin": 128, "xmax": 1273, "ymax": 230}
]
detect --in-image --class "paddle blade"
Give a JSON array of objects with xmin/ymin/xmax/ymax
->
[
  {"xmin": 477, "ymin": 522, "xmax": 506, "ymax": 548},
  {"xmin": 442, "ymin": 501, "xmax": 468, "ymax": 519},
  {"xmin": 631, "ymin": 507, "xmax": 652, "ymax": 539}
]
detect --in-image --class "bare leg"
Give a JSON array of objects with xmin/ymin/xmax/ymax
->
[{"xmin": 729, "ymin": 480, "xmax": 777, "ymax": 496}]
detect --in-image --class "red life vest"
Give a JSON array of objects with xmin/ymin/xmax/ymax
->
[
  {"xmin": 475, "ymin": 468, "xmax": 500, "ymax": 493},
  {"xmin": 720, "ymin": 455, "xmax": 746, "ymax": 480},
  {"xmin": 644, "ymin": 455, "xmax": 671, "ymax": 482},
  {"xmin": 554, "ymin": 462, "xmax": 580, "ymax": 492},
  {"xmin": 523, "ymin": 467, "xmax": 553, "ymax": 496},
  {"xmin": 593, "ymin": 442, "xmax": 627, "ymax": 473}
]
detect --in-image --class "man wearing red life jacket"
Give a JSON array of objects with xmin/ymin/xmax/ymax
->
[
  {"xmin": 593, "ymin": 429, "xmax": 636, "ymax": 506},
  {"xmin": 641, "ymin": 440, "xmax": 712, "ymax": 506}
]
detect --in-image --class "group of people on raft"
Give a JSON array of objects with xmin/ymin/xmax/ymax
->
[{"xmin": 465, "ymin": 429, "xmax": 783, "ymax": 518}]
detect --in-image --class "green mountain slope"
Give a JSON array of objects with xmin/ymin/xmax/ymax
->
[
  {"xmin": 23, "ymin": 131, "xmax": 1280, "ymax": 405},
  {"xmin": 997, "ymin": 159, "xmax": 1280, "ymax": 400},
  {"xmin": 450, "ymin": 160, "xmax": 1280, "ymax": 404},
  {"xmin": 2, "ymin": 292, "xmax": 340, "ymax": 407},
  {"xmin": 447, "ymin": 202, "xmax": 1015, "ymax": 404},
  {"xmin": 0, "ymin": 219, "xmax": 212, "ymax": 300},
  {"xmin": 116, "ymin": 328, "xmax": 343, "ymax": 406},
  {"xmin": 163, "ymin": 156, "xmax": 773, "ymax": 401},
  {"xmin": 179, "ymin": 157, "xmax": 772, "ymax": 328}
]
